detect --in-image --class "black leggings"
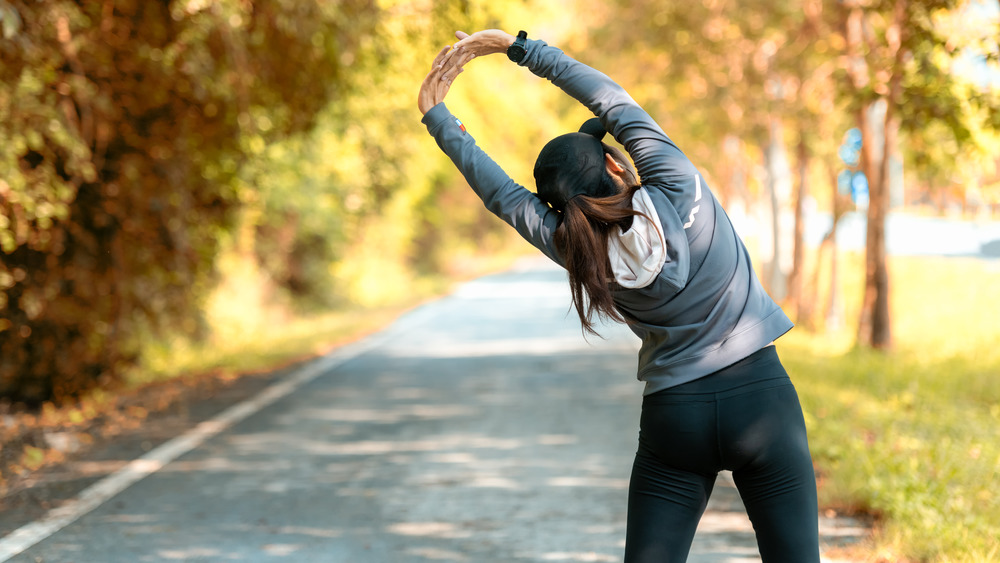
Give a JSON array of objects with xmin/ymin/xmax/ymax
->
[{"xmin": 625, "ymin": 346, "xmax": 820, "ymax": 562}]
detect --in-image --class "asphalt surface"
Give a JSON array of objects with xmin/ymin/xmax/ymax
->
[{"xmin": 2, "ymin": 258, "xmax": 865, "ymax": 562}]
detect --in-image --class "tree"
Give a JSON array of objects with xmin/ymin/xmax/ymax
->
[
  {"xmin": 240, "ymin": 1, "xmax": 547, "ymax": 309},
  {"xmin": 0, "ymin": 0, "xmax": 377, "ymax": 404},
  {"xmin": 837, "ymin": 0, "xmax": 999, "ymax": 349}
]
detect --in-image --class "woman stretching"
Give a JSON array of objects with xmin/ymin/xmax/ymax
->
[{"xmin": 417, "ymin": 29, "xmax": 821, "ymax": 563}]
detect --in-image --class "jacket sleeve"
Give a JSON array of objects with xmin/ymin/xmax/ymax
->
[
  {"xmin": 421, "ymin": 102, "xmax": 564, "ymax": 266},
  {"xmin": 519, "ymin": 39, "xmax": 693, "ymax": 290},
  {"xmin": 519, "ymin": 40, "xmax": 698, "ymax": 190}
]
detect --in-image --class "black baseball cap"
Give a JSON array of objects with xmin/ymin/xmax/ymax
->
[{"xmin": 533, "ymin": 118, "xmax": 615, "ymax": 211}]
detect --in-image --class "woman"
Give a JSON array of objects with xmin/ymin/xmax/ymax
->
[{"xmin": 418, "ymin": 30, "xmax": 821, "ymax": 562}]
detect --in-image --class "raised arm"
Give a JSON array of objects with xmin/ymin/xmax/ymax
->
[
  {"xmin": 442, "ymin": 30, "xmax": 698, "ymax": 290},
  {"xmin": 417, "ymin": 35, "xmax": 564, "ymax": 265},
  {"xmin": 447, "ymin": 31, "xmax": 699, "ymax": 193}
]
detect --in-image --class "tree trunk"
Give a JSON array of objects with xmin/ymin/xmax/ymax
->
[
  {"xmin": 824, "ymin": 164, "xmax": 845, "ymax": 332},
  {"xmin": 856, "ymin": 0, "xmax": 906, "ymax": 350},
  {"xmin": 764, "ymin": 116, "xmax": 792, "ymax": 300},
  {"xmin": 856, "ymin": 101, "xmax": 893, "ymax": 349},
  {"xmin": 788, "ymin": 132, "xmax": 809, "ymax": 320},
  {"xmin": 824, "ymin": 228, "xmax": 841, "ymax": 332}
]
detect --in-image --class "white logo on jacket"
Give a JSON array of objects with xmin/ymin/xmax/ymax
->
[{"xmin": 683, "ymin": 174, "xmax": 702, "ymax": 230}]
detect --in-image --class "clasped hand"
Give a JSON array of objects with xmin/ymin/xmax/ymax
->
[{"xmin": 417, "ymin": 30, "xmax": 517, "ymax": 115}]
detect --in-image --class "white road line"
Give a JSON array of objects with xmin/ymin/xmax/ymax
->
[{"xmin": 0, "ymin": 336, "xmax": 383, "ymax": 562}]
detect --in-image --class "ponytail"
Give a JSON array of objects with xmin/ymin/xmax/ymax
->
[{"xmin": 555, "ymin": 181, "xmax": 648, "ymax": 335}]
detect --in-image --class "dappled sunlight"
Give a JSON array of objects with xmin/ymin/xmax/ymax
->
[
  {"xmin": 404, "ymin": 469, "xmax": 526, "ymax": 490},
  {"xmin": 288, "ymin": 404, "xmax": 477, "ymax": 424},
  {"xmin": 466, "ymin": 475, "xmax": 523, "ymax": 489},
  {"xmin": 268, "ymin": 526, "xmax": 344, "ymax": 539},
  {"xmin": 270, "ymin": 417, "xmax": 358, "ymax": 437},
  {"xmin": 388, "ymin": 522, "xmax": 472, "ymax": 539},
  {"xmin": 689, "ymin": 551, "xmax": 760, "ymax": 563},
  {"xmin": 97, "ymin": 513, "xmax": 158, "ymax": 524},
  {"xmin": 537, "ymin": 434, "xmax": 579, "ymax": 445},
  {"xmin": 534, "ymin": 551, "xmax": 619, "ymax": 562},
  {"xmin": 389, "ymin": 387, "xmax": 436, "ymax": 400},
  {"xmin": 162, "ymin": 456, "xmax": 294, "ymax": 474},
  {"xmin": 694, "ymin": 512, "xmax": 754, "ymax": 533},
  {"xmin": 299, "ymin": 435, "xmax": 524, "ymax": 456},
  {"xmin": 427, "ymin": 452, "xmax": 480, "ymax": 464},
  {"xmin": 404, "ymin": 546, "xmax": 471, "ymax": 561},
  {"xmin": 260, "ymin": 543, "xmax": 303, "ymax": 556},
  {"xmin": 547, "ymin": 476, "xmax": 629, "ymax": 489},
  {"xmin": 157, "ymin": 547, "xmax": 240, "ymax": 560},
  {"xmin": 208, "ymin": 431, "xmax": 529, "ymax": 460},
  {"xmin": 385, "ymin": 336, "xmax": 637, "ymax": 359},
  {"xmin": 583, "ymin": 524, "xmax": 619, "ymax": 535}
]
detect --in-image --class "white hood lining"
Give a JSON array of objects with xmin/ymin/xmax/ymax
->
[{"xmin": 607, "ymin": 188, "xmax": 667, "ymax": 289}]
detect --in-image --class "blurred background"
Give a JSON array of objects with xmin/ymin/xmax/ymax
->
[{"xmin": 1, "ymin": 1, "xmax": 998, "ymax": 560}]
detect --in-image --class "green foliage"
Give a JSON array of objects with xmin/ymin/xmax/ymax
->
[
  {"xmin": 905, "ymin": 5, "xmax": 1000, "ymax": 191},
  {"xmin": 233, "ymin": 1, "xmax": 488, "ymax": 309},
  {"xmin": 0, "ymin": 0, "xmax": 377, "ymax": 404},
  {"xmin": 0, "ymin": 0, "xmax": 559, "ymax": 404},
  {"xmin": 576, "ymin": 0, "xmax": 837, "ymax": 162},
  {"xmin": 835, "ymin": 0, "xmax": 1000, "ymax": 184}
]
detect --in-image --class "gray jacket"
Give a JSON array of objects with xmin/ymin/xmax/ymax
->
[{"xmin": 422, "ymin": 39, "xmax": 792, "ymax": 394}]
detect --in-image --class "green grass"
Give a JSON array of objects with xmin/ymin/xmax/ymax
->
[
  {"xmin": 134, "ymin": 304, "xmax": 414, "ymax": 387},
  {"xmin": 781, "ymin": 255, "xmax": 1000, "ymax": 562}
]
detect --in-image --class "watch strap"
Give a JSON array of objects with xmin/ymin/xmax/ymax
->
[{"xmin": 507, "ymin": 30, "xmax": 528, "ymax": 63}]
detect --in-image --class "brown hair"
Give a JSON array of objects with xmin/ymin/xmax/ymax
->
[{"xmin": 554, "ymin": 144, "xmax": 645, "ymax": 335}]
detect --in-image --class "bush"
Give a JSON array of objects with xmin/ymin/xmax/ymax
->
[{"xmin": 0, "ymin": 0, "xmax": 376, "ymax": 404}]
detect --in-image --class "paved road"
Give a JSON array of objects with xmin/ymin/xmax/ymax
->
[{"xmin": 3, "ymin": 259, "xmax": 864, "ymax": 562}]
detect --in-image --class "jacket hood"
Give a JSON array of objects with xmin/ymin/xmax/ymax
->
[{"xmin": 608, "ymin": 187, "xmax": 667, "ymax": 289}]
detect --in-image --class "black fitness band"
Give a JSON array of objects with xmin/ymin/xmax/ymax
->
[{"xmin": 507, "ymin": 30, "xmax": 528, "ymax": 63}]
